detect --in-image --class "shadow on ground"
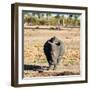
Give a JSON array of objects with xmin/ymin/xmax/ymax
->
[
  {"xmin": 24, "ymin": 64, "xmax": 80, "ymax": 77},
  {"xmin": 24, "ymin": 64, "xmax": 48, "ymax": 71}
]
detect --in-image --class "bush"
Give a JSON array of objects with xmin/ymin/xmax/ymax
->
[
  {"xmin": 38, "ymin": 19, "xmax": 47, "ymax": 25},
  {"xmin": 49, "ymin": 27, "xmax": 55, "ymax": 30},
  {"xmin": 35, "ymin": 26, "xmax": 39, "ymax": 29}
]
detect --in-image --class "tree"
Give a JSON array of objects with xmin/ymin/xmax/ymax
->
[
  {"xmin": 54, "ymin": 14, "xmax": 61, "ymax": 30},
  {"xmin": 41, "ymin": 13, "xmax": 44, "ymax": 17},
  {"xmin": 73, "ymin": 15, "xmax": 80, "ymax": 26},
  {"xmin": 60, "ymin": 15, "xmax": 65, "ymax": 26},
  {"xmin": 37, "ymin": 12, "xmax": 41, "ymax": 19},
  {"xmin": 24, "ymin": 14, "xmax": 31, "ymax": 25},
  {"xmin": 67, "ymin": 14, "xmax": 73, "ymax": 26},
  {"xmin": 46, "ymin": 13, "xmax": 51, "ymax": 25}
]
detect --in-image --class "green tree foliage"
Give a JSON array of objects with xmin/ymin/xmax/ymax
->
[
  {"xmin": 24, "ymin": 14, "xmax": 31, "ymax": 24},
  {"xmin": 24, "ymin": 12, "xmax": 80, "ymax": 27}
]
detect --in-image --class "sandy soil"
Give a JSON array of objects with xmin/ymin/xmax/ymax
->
[{"xmin": 24, "ymin": 28, "xmax": 80, "ymax": 78}]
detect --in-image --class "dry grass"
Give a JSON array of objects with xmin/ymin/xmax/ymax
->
[{"xmin": 24, "ymin": 28, "xmax": 80, "ymax": 77}]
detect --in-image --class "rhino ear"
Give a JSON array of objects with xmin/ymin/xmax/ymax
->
[
  {"xmin": 50, "ymin": 36, "xmax": 56, "ymax": 42},
  {"xmin": 55, "ymin": 42, "xmax": 60, "ymax": 46}
]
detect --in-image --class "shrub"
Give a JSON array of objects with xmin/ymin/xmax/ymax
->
[{"xmin": 49, "ymin": 27, "xmax": 55, "ymax": 30}]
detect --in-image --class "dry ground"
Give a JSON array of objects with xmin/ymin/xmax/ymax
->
[{"xmin": 24, "ymin": 28, "xmax": 80, "ymax": 78}]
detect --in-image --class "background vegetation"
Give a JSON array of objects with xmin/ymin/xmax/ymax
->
[{"xmin": 24, "ymin": 12, "xmax": 80, "ymax": 27}]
